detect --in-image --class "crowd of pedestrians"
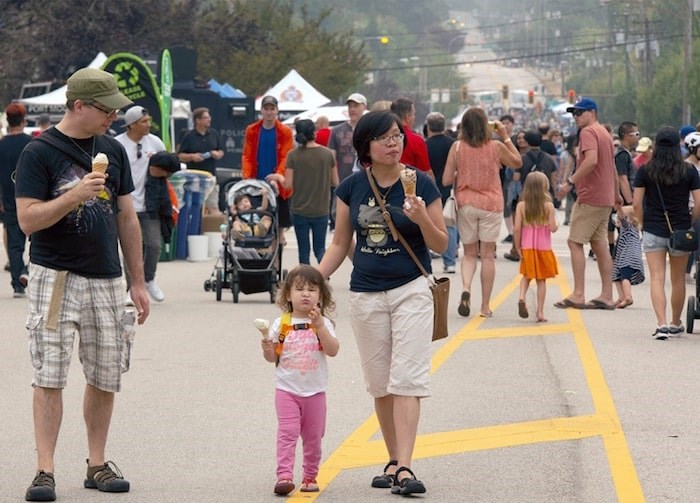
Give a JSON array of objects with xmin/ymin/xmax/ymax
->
[{"xmin": 4, "ymin": 63, "xmax": 700, "ymax": 501}]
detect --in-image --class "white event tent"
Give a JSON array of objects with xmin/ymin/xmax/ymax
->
[
  {"xmin": 18, "ymin": 52, "xmax": 108, "ymax": 115},
  {"xmin": 255, "ymin": 69, "xmax": 330, "ymax": 113},
  {"xmin": 282, "ymin": 105, "xmax": 349, "ymax": 126}
]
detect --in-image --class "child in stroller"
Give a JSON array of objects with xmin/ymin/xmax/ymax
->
[
  {"xmin": 205, "ymin": 179, "xmax": 284, "ymax": 302},
  {"xmin": 231, "ymin": 193, "xmax": 272, "ymax": 240}
]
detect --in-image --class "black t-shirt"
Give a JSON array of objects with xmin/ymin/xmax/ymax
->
[
  {"xmin": 615, "ymin": 146, "xmax": 635, "ymax": 202},
  {"xmin": 15, "ymin": 127, "xmax": 134, "ymax": 278},
  {"xmin": 521, "ymin": 150, "xmax": 558, "ymax": 197},
  {"xmin": 0, "ymin": 133, "xmax": 32, "ymax": 212},
  {"xmin": 426, "ymin": 133, "xmax": 454, "ymax": 202},
  {"xmin": 335, "ymin": 168, "xmax": 440, "ymax": 292},
  {"xmin": 635, "ymin": 163, "xmax": 700, "ymax": 238},
  {"xmin": 178, "ymin": 128, "xmax": 224, "ymax": 175}
]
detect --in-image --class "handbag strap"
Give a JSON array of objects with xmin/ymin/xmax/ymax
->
[
  {"xmin": 366, "ymin": 168, "xmax": 431, "ymax": 279},
  {"xmin": 654, "ymin": 182, "xmax": 675, "ymax": 234}
]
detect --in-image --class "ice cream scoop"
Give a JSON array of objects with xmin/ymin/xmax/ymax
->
[
  {"xmin": 92, "ymin": 152, "xmax": 109, "ymax": 173},
  {"xmin": 399, "ymin": 167, "xmax": 417, "ymax": 196},
  {"xmin": 254, "ymin": 318, "xmax": 271, "ymax": 341}
]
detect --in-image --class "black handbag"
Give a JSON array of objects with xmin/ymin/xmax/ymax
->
[{"xmin": 655, "ymin": 183, "xmax": 698, "ymax": 252}]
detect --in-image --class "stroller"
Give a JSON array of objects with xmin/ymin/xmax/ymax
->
[{"xmin": 203, "ymin": 179, "xmax": 285, "ymax": 303}]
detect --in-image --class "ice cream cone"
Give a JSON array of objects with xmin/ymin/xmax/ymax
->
[
  {"xmin": 92, "ymin": 152, "xmax": 108, "ymax": 173},
  {"xmin": 399, "ymin": 167, "xmax": 417, "ymax": 196},
  {"xmin": 254, "ymin": 318, "xmax": 271, "ymax": 341}
]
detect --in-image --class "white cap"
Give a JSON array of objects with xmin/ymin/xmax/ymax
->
[
  {"xmin": 122, "ymin": 105, "xmax": 149, "ymax": 127},
  {"xmin": 346, "ymin": 93, "xmax": 367, "ymax": 105}
]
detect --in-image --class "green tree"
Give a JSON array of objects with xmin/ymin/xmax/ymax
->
[{"xmin": 193, "ymin": 0, "xmax": 369, "ymax": 99}]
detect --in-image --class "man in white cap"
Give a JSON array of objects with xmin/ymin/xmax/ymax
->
[
  {"xmin": 116, "ymin": 105, "xmax": 167, "ymax": 302},
  {"xmin": 328, "ymin": 92, "xmax": 367, "ymax": 182},
  {"xmin": 15, "ymin": 67, "xmax": 149, "ymax": 501},
  {"xmin": 327, "ymin": 93, "xmax": 368, "ymax": 228}
]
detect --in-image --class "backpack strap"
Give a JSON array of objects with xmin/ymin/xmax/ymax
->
[
  {"xmin": 35, "ymin": 132, "xmax": 93, "ymax": 171},
  {"xmin": 275, "ymin": 312, "xmax": 321, "ymax": 365}
]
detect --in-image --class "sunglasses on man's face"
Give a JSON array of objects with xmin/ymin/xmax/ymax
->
[{"xmin": 571, "ymin": 109, "xmax": 588, "ymax": 117}]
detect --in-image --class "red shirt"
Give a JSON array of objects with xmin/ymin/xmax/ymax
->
[
  {"xmin": 400, "ymin": 126, "xmax": 431, "ymax": 172},
  {"xmin": 315, "ymin": 127, "xmax": 331, "ymax": 147}
]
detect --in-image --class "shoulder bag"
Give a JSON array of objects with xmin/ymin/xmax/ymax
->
[
  {"xmin": 442, "ymin": 190, "xmax": 457, "ymax": 227},
  {"xmin": 655, "ymin": 182, "xmax": 697, "ymax": 252},
  {"xmin": 366, "ymin": 169, "xmax": 450, "ymax": 341},
  {"xmin": 443, "ymin": 142, "xmax": 460, "ymax": 227}
]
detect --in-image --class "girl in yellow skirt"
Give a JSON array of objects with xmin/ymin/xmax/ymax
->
[{"xmin": 513, "ymin": 171, "xmax": 559, "ymax": 322}]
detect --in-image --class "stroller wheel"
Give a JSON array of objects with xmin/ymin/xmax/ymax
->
[
  {"xmin": 216, "ymin": 269, "xmax": 224, "ymax": 301},
  {"xmin": 687, "ymin": 297, "xmax": 696, "ymax": 334},
  {"xmin": 204, "ymin": 279, "xmax": 211, "ymax": 292},
  {"xmin": 270, "ymin": 282, "xmax": 277, "ymax": 303},
  {"xmin": 232, "ymin": 281, "xmax": 240, "ymax": 303}
]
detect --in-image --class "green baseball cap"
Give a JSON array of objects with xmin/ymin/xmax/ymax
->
[{"xmin": 66, "ymin": 68, "xmax": 133, "ymax": 110}]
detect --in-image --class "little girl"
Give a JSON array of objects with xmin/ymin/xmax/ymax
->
[
  {"xmin": 513, "ymin": 171, "xmax": 559, "ymax": 322},
  {"xmin": 612, "ymin": 206, "xmax": 645, "ymax": 308},
  {"xmin": 259, "ymin": 265, "xmax": 339, "ymax": 496}
]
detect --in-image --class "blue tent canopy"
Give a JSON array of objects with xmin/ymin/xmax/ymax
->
[{"xmin": 208, "ymin": 79, "xmax": 246, "ymax": 98}]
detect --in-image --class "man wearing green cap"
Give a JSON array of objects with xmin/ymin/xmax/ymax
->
[{"xmin": 15, "ymin": 67, "xmax": 149, "ymax": 501}]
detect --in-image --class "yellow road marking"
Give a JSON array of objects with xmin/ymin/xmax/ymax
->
[{"xmin": 288, "ymin": 266, "xmax": 644, "ymax": 502}]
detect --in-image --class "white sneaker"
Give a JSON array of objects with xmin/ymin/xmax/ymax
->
[
  {"xmin": 444, "ymin": 265, "xmax": 456, "ymax": 273},
  {"xmin": 146, "ymin": 280, "xmax": 165, "ymax": 302}
]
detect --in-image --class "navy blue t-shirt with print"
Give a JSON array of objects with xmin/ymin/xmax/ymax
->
[
  {"xmin": 15, "ymin": 127, "xmax": 134, "ymax": 278},
  {"xmin": 635, "ymin": 163, "xmax": 700, "ymax": 238},
  {"xmin": 335, "ymin": 167, "xmax": 440, "ymax": 292}
]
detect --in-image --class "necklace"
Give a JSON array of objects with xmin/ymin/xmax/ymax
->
[{"xmin": 68, "ymin": 135, "xmax": 96, "ymax": 161}]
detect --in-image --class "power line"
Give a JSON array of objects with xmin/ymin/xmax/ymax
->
[{"xmin": 368, "ymin": 31, "xmax": 684, "ymax": 72}]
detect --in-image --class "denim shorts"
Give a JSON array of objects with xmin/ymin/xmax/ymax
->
[{"xmin": 642, "ymin": 231, "xmax": 689, "ymax": 257}]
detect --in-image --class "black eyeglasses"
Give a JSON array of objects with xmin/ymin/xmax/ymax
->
[
  {"xmin": 84, "ymin": 101, "xmax": 119, "ymax": 119},
  {"xmin": 571, "ymin": 109, "xmax": 587, "ymax": 117},
  {"xmin": 137, "ymin": 143, "xmax": 142, "ymax": 159}
]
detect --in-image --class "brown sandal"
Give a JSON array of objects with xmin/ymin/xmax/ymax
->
[{"xmin": 518, "ymin": 300, "xmax": 529, "ymax": 318}]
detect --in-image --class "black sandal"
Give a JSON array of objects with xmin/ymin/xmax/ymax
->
[
  {"xmin": 458, "ymin": 291, "xmax": 470, "ymax": 317},
  {"xmin": 371, "ymin": 459, "xmax": 397, "ymax": 488},
  {"xmin": 391, "ymin": 466, "xmax": 426, "ymax": 496}
]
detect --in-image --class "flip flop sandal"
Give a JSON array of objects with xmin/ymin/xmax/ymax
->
[
  {"xmin": 458, "ymin": 291, "xmax": 471, "ymax": 317},
  {"xmin": 518, "ymin": 300, "xmax": 529, "ymax": 318},
  {"xmin": 371, "ymin": 460, "xmax": 397, "ymax": 488},
  {"xmin": 390, "ymin": 466, "xmax": 426, "ymax": 495}
]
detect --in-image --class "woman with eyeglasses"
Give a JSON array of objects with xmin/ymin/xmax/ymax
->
[
  {"xmin": 318, "ymin": 111, "xmax": 447, "ymax": 496},
  {"xmin": 443, "ymin": 108, "xmax": 522, "ymax": 318}
]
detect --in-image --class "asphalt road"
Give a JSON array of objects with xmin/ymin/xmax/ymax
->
[{"xmin": 2, "ymin": 211, "xmax": 700, "ymax": 502}]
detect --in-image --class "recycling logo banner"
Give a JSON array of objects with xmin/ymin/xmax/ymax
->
[{"xmin": 102, "ymin": 52, "xmax": 163, "ymax": 139}]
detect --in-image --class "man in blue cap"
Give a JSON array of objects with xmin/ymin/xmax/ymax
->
[{"xmin": 555, "ymin": 97, "xmax": 621, "ymax": 310}]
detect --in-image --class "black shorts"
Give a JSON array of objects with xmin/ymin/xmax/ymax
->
[{"xmin": 277, "ymin": 197, "xmax": 292, "ymax": 228}]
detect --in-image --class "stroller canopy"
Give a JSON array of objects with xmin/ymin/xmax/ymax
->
[{"xmin": 226, "ymin": 179, "xmax": 278, "ymax": 211}]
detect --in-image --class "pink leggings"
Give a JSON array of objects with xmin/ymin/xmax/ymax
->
[{"xmin": 275, "ymin": 389, "xmax": 326, "ymax": 480}]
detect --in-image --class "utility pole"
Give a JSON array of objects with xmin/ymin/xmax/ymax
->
[
  {"xmin": 644, "ymin": 16, "xmax": 652, "ymax": 86},
  {"xmin": 624, "ymin": 12, "xmax": 630, "ymax": 88},
  {"xmin": 682, "ymin": 0, "xmax": 692, "ymax": 124}
]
